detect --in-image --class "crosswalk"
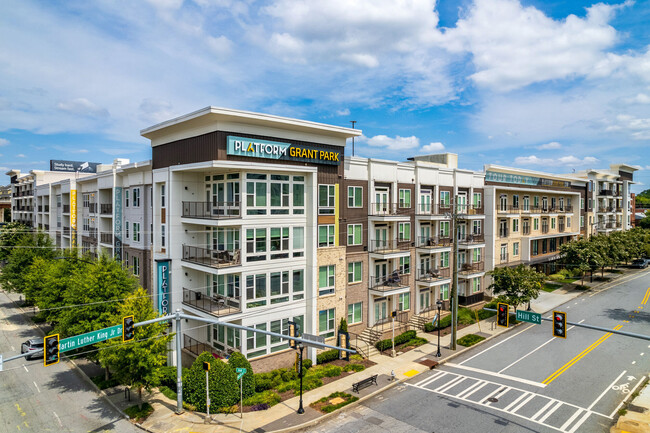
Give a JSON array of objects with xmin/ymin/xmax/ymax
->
[{"xmin": 407, "ymin": 369, "xmax": 611, "ymax": 433}]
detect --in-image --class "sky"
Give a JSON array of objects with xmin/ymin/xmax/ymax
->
[{"xmin": 1, "ymin": 0, "xmax": 649, "ymax": 192}]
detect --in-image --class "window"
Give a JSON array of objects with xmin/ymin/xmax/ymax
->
[
  {"xmin": 399, "ymin": 189, "xmax": 411, "ymax": 208},
  {"xmin": 500, "ymin": 244, "xmax": 508, "ymax": 261},
  {"xmin": 270, "ymin": 227, "xmax": 289, "ymax": 259},
  {"xmin": 473, "ymin": 248, "xmax": 482, "ymax": 263},
  {"xmin": 348, "ymin": 302, "xmax": 362, "ymax": 324},
  {"xmin": 440, "ymin": 284, "xmax": 449, "ymax": 300},
  {"xmin": 293, "ymin": 178, "xmax": 305, "ymax": 215},
  {"xmin": 471, "ymin": 277, "xmax": 481, "ymax": 293},
  {"xmin": 398, "ymin": 222, "xmax": 411, "ymax": 241},
  {"xmin": 580, "ymin": 216, "xmax": 584, "ymax": 228},
  {"xmin": 319, "ymin": 308, "xmax": 335, "ymax": 338},
  {"xmin": 293, "ymin": 270, "xmax": 304, "ymax": 300},
  {"xmin": 293, "ymin": 227, "xmax": 304, "ymax": 257},
  {"xmin": 348, "ymin": 186, "xmax": 362, "ymax": 208},
  {"xmin": 348, "ymin": 262, "xmax": 362, "ymax": 283},
  {"xmin": 533, "ymin": 218, "xmax": 539, "ymax": 230},
  {"xmin": 398, "ymin": 293, "xmax": 410, "ymax": 311},
  {"xmin": 440, "ymin": 251, "xmax": 449, "ymax": 268},
  {"xmin": 347, "ymin": 224, "xmax": 362, "ymax": 245},
  {"xmin": 247, "ymin": 323, "xmax": 267, "ymax": 358},
  {"xmin": 318, "ymin": 224, "xmax": 335, "ymax": 247},
  {"xmin": 472, "ymin": 220, "xmax": 482, "ymax": 235},
  {"xmin": 213, "ymin": 274, "xmax": 240, "ymax": 298},
  {"xmin": 125, "ymin": 190, "xmax": 129, "ymax": 207},
  {"xmin": 472, "ymin": 192, "xmax": 482, "ymax": 208},
  {"xmin": 439, "ymin": 221, "xmax": 450, "ymax": 237},
  {"xmin": 133, "ymin": 256, "xmax": 140, "ymax": 276},
  {"xmin": 319, "ymin": 184, "xmax": 335, "ymax": 214},
  {"xmin": 512, "ymin": 219, "xmax": 519, "ymax": 233},
  {"xmin": 440, "ymin": 191, "xmax": 450, "ymax": 207},
  {"xmin": 532, "ymin": 240, "xmax": 539, "ymax": 255},
  {"xmin": 551, "ymin": 218, "xmax": 556, "ymax": 229},
  {"xmin": 246, "ymin": 228, "xmax": 267, "ymax": 262},
  {"xmin": 513, "ymin": 242, "xmax": 519, "ymax": 256},
  {"xmin": 246, "ymin": 174, "xmax": 267, "ymax": 215},
  {"xmin": 512, "ymin": 195, "xmax": 519, "ymax": 209},
  {"xmin": 161, "ymin": 225, "xmax": 165, "ymax": 247},
  {"xmin": 151, "ymin": 223, "xmax": 153, "ymax": 243},
  {"xmin": 270, "ymin": 271, "xmax": 290, "ymax": 303},
  {"xmin": 269, "ymin": 319, "xmax": 290, "ymax": 351},
  {"xmin": 132, "ymin": 188, "xmax": 140, "ymax": 207},
  {"xmin": 533, "ymin": 196, "xmax": 539, "ymax": 208},
  {"xmin": 125, "ymin": 221, "xmax": 130, "ymax": 239},
  {"xmin": 319, "ymin": 265, "xmax": 335, "ymax": 296},
  {"xmin": 580, "ymin": 197, "xmax": 584, "ymax": 210},
  {"xmin": 133, "ymin": 222, "xmax": 140, "ymax": 242},
  {"xmin": 400, "ymin": 256, "xmax": 410, "ymax": 274},
  {"xmin": 82, "ymin": 193, "xmax": 90, "ymax": 208},
  {"xmin": 246, "ymin": 274, "xmax": 267, "ymax": 308},
  {"xmin": 161, "ymin": 184, "xmax": 166, "ymax": 207}
]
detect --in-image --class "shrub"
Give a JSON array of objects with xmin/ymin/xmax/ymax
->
[
  {"xmin": 276, "ymin": 376, "xmax": 323, "ymax": 394},
  {"xmin": 228, "ymin": 352, "xmax": 255, "ymax": 399},
  {"xmin": 159, "ymin": 366, "xmax": 178, "ymax": 391},
  {"xmin": 339, "ymin": 318, "xmax": 348, "ymax": 332},
  {"xmin": 342, "ymin": 363, "xmax": 365, "ymax": 372},
  {"xmin": 159, "ymin": 385, "xmax": 177, "ymax": 401},
  {"xmin": 457, "ymin": 334, "xmax": 486, "ymax": 347},
  {"xmin": 405, "ymin": 337, "xmax": 428, "ymax": 347},
  {"xmin": 375, "ymin": 330, "xmax": 417, "ymax": 351},
  {"xmin": 350, "ymin": 354, "xmax": 363, "ymax": 361},
  {"xmin": 302, "ymin": 358, "xmax": 313, "ymax": 369},
  {"xmin": 281, "ymin": 369, "xmax": 298, "ymax": 382},
  {"xmin": 313, "ymin": 392, "xmax": 359, "ymax": 413},
  {"xmin": 183, "ymin": 352, "xmax": 239, "ymax": 412},
  {"xmin": 251, "ymin": 403, "xmax": 270, "ymax": 411},
  {"xmin": 316, "ymin": 349, "xmax": 339, "ymax": 364},
  {"xmin": 308, "ymin": 364, "xmax": 342, "ymax": 379},
  {"xmin": 548, "ymin": 273, "xmax": 565, "ymax": 281},
  {"xmin": 423, "ymin": 322, "xmax": 435, "ymax": 332},
  {"xmin": 242, "ymin": 390, "xmax": 282, "ymax": 407},
  {"xmin": 477, "ymin": 308, "xmax": 497, "ymax": 320}
]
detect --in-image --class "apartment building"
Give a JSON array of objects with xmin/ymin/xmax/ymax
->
[
  {"xmin": 343, "ymin": 153, "xmax": 486, "ymax": 338},
  {"xmin": 484, "ymin": 166, "xmax": 588, "ymax": 274},
  {"xmin": 0, "ymin": 185, "xmax": 11, "ymax": 223},
  {"xmin": 141, "ymin": 106, "xmax": 360, "ymax": 370},
  {"xmin": 571, "ymin": 165, "xmax": 637, "ymax": 234}
]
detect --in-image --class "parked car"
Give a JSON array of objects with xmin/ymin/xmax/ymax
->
[
  {"xmin": 631, "ymin": 259, "xmax": 648, "ymax": 269},
  {"xmin": 21, "ymin": 338, "xmax": 44, "ymax": 360}
]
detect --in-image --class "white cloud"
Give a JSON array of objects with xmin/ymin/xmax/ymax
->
[
  {"xmin": 16, "ymin": 153, "xmax": 26, "ymax": 158},
  {"xmin": 606, "ymin": 114, "xmax": 650, "ymax": 140},
  {"xmin": 0, "ymin": 138, "xmax": 8, "ymax": 146},
  {"xmin": 336, "ymin": 108, "xmax": 350, "ymax": 116},
  {"xmin": 421, "ymin": 142, "xmax": 445, "ymax": 153},
  {"xmin": 366, "ymin": 135, "xmax": 420, "ymax": 151},
  {"xmin": 624, "ymin": 93, "xmax": 650, "ymax": 104},
  {"xmin": 57, "ymin": 98, "xmax": 109, "ymax": 118},
  {"xmin": 537, "ymin": 141, "xmax": 562, "ymax": 150},
  {"xmin": 514, "ymin": 154, "xmax": 599, "ymax": 166}
]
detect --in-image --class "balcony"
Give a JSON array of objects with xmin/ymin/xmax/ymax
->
[
  {"xmin": 182, "ymin": 201, "xmax": 241, "ymax": 219},
  {"xmin": 44, "ymin": 205, "xmax": 49, "ymax": 212},
  {"xmin": 63, "ymin": 205, "xmax": 70, "ymax": 213},
  {"xmin": 541, "ymin": 225, "xmax": 549, "ymax": 234},
  {"xmin": 416, "ymin": 267, "xmax": 450, "ymax": 283},
  {"xmin": 416, "ymin": 203, "xmax": 452, "ymax": 216},
  {"xmin": 599, "ymin": 189, "xmax": 614, "ymax": 196},
  {"xmin": 498, "ymin": 227, "xmax": 509, "ymax": 238},
  {"xmin": 100, "ymin": 232, "xmax": 113, "ymax": 244},
  {"xmin": 182, "ymin": 245, "xmax": 241, "ymax": 268},
  {"xmin": 369, "ymin": 272, "xmax": 410, "ymax": 293},
  {"xmin": 88, "ymin": 227, "xmax": 97, "ymax": 238},
  {"xmin": 368, "ymin": 239, "xmax": 411, "ymax": 254},
  {"xmin": 522, "ymin": 226, "xmax": 530, "ymax": 235},
  {"xmin": 499, "ymin": 253, "xmax": 509, "ymax": 264},
  {"xmin": 497, "ymin": 205, "xmax": 520, "ymax": 214},
  {"xmin": 100, "ymin": 203, "xmax": 112, "ymax": 215},
  {"xmin": 182, "ymin": 334, "xmax": 240, "ymax": 359},
  {"xmin": 458, "ymin": 233, "xmax": 484, "ymax": 244},
  {"xmin": 63, "ymin": 227, "xmax": 70, "ymax": 236},
  {"xmin": 369, "ymin": 202, "xmax": 411, "ymax": 217},
  {"xmin": 458, "ymin": 204, "xmax": 484, "ymax": 216},
  {"xmin": 88, "ymin": 203, "xmax": 97, "ymax": 214},
  {"xmin": 558, "ymin": 224, "xmax": 565, "ymax": 233},
  {"xmin": 416, "ymin": 236, "xmax": 451, "ymax": 249},
  {"xmin": 458, "ymin": 262, "xmax": 485, "ymax": 276},
  {"xmin": 459, "ymin": 292, "xmax": 485, "ymax": 306},
  {"xmin": 598, "ymin": 206, "xmax": 608, "ymax": 213},
  {"xmin": 183, "ymin": 288, "xmax": 241, "ymax": 316}
]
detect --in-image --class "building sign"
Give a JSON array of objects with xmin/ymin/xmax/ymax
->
[
  {"xmin": 70, "ymin": 189, "xmax": 77, "ymax": 248},
  {"xmin": 114, "ymin": 187, "xmax": 122, "ymax": 260},
  {"xmin": 486, "ymin": 171, "xmax": 570, "ymax": 189},
  {"xmin": 157, "ymin": 260, "xmax": 170, "ymax": 315},
  {"xmin": 227, "ymin": 135, "xmax": 341, "ymax": 166},
  {"xmin": 50, "ymin": 160, "xmax": 100, "ymax": 173}
]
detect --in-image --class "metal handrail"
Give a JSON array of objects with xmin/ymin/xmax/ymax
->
[
  {"xmin": 369, "ymin": 202, "xmax": 412, "ymax": 216},
  {"xmin": 182, "ymin": 287, "xmax": 241, "ymax": 315},
  {"xmin": 182, "ymin": 245, "xmax": 241, "ymax": 268},
  {"xmin": 416, "ymin": 236, "xmax": 451, "ymax": 248},
  {"xmin": 349, "ymin": 331, "xmax": 370, "ymax": 359},
  {"xmin": 415, "ymin": 267, "xmax": 450, "ymax": 281},
  {"xmin": 368, "ymin": 239, "xmax": 411, "ymax": 253},
  {"xmin": 182, "ymin": 201, "xmax": 241, "ymax": 219}
]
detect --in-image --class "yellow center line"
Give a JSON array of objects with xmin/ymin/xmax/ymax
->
[
  {"xmin": 542, "ymin": 325, "xmax": 623, "ymax": 385},
  {"xmin": 641, "ymin": 287, "xmax": 650, "ymax": 305}
]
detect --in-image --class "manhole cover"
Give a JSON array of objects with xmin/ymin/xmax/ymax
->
[{"xmin": 487, "ymin": 397, "xmax": 499, "ymax": 403}]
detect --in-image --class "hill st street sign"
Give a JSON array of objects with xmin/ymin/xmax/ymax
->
[{"xmin": 516, "ymin": 310, "xmax": 542, "ymax": 325}]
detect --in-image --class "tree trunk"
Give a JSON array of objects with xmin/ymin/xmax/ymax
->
[{"xmin": 105, "ymin": 366, "xmax": 110, "ymax": 381}]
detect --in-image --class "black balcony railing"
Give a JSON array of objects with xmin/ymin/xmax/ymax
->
[
  {"xmin": 542, "ymin": 225, "xmax": 549, "ymax": 234},
  {"xmin": 416, "ymin": 236, "xmax": 452, "ymax": 248},
  {"xmin": 63, "ymin": 205, "xmax": 70, "ymax": 213},
  {"xmin": 600, "ymin": 189, "xmax": 614, "ymax": 196},
  {"xmin": 368, "ymin": 239, "xmax": 411, "ymax": 254},
  {"xmin": 88, "ymin": 203, "xmax": 97, "ymax": 214},
  {"xmin": 369, "ymin": 273, "xmax": 410, "ymax": 292},
  {"xmin": 183, "ymin": 287, "xmax": 241, "ymax": 316},
  {"xmin": 369, "ymin": 203, "xmax": 411, "ymax": 217},
  {"xmin": 183, "ymin": 334, "xmax": 212, "ymax": 357},
  {"xmin": 459, "ymin": 292, "xmax": 484, "ymax": 306},
  {"xmin": 459, "ymin": 262, "xmax": 485, "ymax": 275},
  {"xmin": 499, "ymin": 253, "xmax": 509, "ymax": 263},
  {"xmin": 458, "ymin": 233, "xmax": 484, "ymax": 244},
  {"xmin": 182, "ymin": 245, "xmax": 241, "ymax": 268},
  {"xmin": 497, "ymin": 205, "xmax": 520, "ymax": 214},
  {"xmin": 63, "ymin": 227, "xmax": 70, "ymax": 236},
  {"xmin": 182, "ymin": 201, "xmax": 241, "ymax": 219},
  {"xmin": 100, "ymin": 203, "xmax": 112, "ymax": 214},
  {"xmin": 416, "ymin": 203, "xmax": 452, "ymax": 216},
  {"xmin": 498, "ymin": 227, "xmax": 509, "ymax": 237},
  {"xmin": 100, "ymin": 232, "xmax": 112, "ymax": 244},
  {"xmin": 416, "ymin": 267, "xmax": 450, "ymax": 282}
]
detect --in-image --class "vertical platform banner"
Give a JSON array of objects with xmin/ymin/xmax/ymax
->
[
  {"xmin": 157, "ymin": 260, "xmax": 170, "ymax": 315},
  {"xmin": 114, "ymin": 187, "xmax": 122, "ymax": 260},
  {"xmin": 70, "ymin": 189, "xmax": 77, "ymax": 248}
]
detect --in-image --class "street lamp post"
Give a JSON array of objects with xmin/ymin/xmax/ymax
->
[
  {"xmin": 436, "ymin": 300, "xmax": 442, "ymax": 357},
  {"xmin": 297, "ymin": 343, "xmax": 304, "ymax": 414},
  {"xmin": 445, "ymin": 201, "xmax": 460, "ymax": 351}
]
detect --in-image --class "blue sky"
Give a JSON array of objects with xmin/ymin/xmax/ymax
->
[{"xmin": 1, "ymin": 0, "xmax": 649, "ymax": 192}]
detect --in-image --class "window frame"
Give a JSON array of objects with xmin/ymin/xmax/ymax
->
[
  {"xmin": 348, "ymin": 186, "xmax": 363, "ymax": 208},
  {"xmin": 318, "ymin": 265, "xmax": 336, "ymax": 296}
]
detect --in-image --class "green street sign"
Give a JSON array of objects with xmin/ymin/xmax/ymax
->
[
  {"xmin": 59, "ymin": 324, "xmax": 123, "ymax": 353},
  {"xmin": 516, "ymin": 310, "xmax": 542, "ymax": 325},
  {"xmin": 236, "ymin": 367, "xmax": 247, "ymax": 380}
]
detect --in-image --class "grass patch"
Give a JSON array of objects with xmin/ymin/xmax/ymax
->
[
  {"xmin": 242, "ymin": 390, "xmax": 282, "ymax": 407},
  {"xmin": 311, "ymin": 391, "xmax": 359, "ymax": 413},
  {"xmin": 543, "ymin": 282, "xmax": 562, "ymax": 292},
  {"xmin": 90, "ymin": 375, "xmax": 120, "ymax": 390},
  {"xmin": 124, "ymin": 403, "xmax": 154, "ymax": 422},
  {"xmin": 159, "ymin": 385, "xmax": 176, "ymax": 401},
  {"xmin": 557, "ymin": 277, "xmax": 579, "ymax": 284},
  {"xmin": 457, "ymin": 334, "xmax": 486, "ymax": 347}
]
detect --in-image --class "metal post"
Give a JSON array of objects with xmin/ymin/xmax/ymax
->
[
  {"xmin": 240, "ymin": 376, "xmax": 243, "ymax": 419},
  {"xmin": 436, "ymin": 301, "xmax": 442, "ymax": 357},
  {"xmin": 205, "ymin": 370, "xmax": 210, "ymax": 422},
  {"xmin": 297, "ymin": 345, "xmax": 304, "ymax": 414},
  {"xmin": 450, "ymin": 203, "xmax": 459, "ymax": 350},
  {"xmin": 391, "ymin": 314, "xmax": 396, "ymax": 357},
  {"xmin": 175, "ymin": 310, "xmax": 183, "ymax": 415}
]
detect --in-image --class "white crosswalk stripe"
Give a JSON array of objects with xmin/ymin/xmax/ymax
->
[{"xmin": 407, "ymin": 370, "xmax": 612, "ymax": 432}]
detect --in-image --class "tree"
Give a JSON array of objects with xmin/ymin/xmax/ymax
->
[
  {"xmin": 227, "ymin": 352, "xmax": 255, "ymax": 399},
  {"xmin": 639, "ymin": 210, "xmax": 650, "ymax": 229},
  {"xmin": 97, "ymin": 288, "xmax": 172, "ymax": 400},
  {"xmin": 184, "ymin": 352, "xmax": 239, "ymax": 412},
  {"xmin": 0, "ymin": 231, "xmax": 55, "ymax": 294},
  {"xmin": 488, "ymin": 265, "xmax": 545, "ymax": 311},
  {"xmin": 0, "ymin": 222, "xmax": 30, "ymax": 261},
  {"xmin": 339, "ymin": 318, "xmax": 348, "ymax": 332}
]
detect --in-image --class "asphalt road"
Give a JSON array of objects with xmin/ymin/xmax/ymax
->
[
  {"xmin": 0, "ymin": 290, "xmax": 141, "ymax": 433},
  {"xmin": 310, "ymin": 268, "xmax": 650, "ymax": 433}
]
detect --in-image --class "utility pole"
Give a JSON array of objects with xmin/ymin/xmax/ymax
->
[{"xmin": 446, "ymin": 199, "xmax": 460, "ymax": 350}]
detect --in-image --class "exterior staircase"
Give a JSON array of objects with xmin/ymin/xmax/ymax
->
[
  {"xmin": 408, "ymin": 314, "xmax": 429, "ymax": 331},
  {"xmin": 351, "ymin": 327, "xmax": 383, "ymax": 359}
]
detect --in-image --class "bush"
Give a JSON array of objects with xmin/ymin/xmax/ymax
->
[
  {"xmin": 251, "ymin": 403, "xmax": 270, "ymax": 411},
  {"xmin": 183, "ymin": 352, "xmax": 239, "ymax": 412},
  {"xmin": 477, "ymin": 308, "xmax": 497, "ymax": 320},
  {"xmin": 228, "ymin": 352, "xmax": 255, "ymax": 399},
  {"xmin": 350, "ymin": 354, "xmax": 363, "ymax": 361},
  {"xmin": 423, "ymin": 322, "xmax": 435, "ymax": 332},
  {"xmin": 375, "ymin": 330, "xmax": 417, "ymax": 351},
  {"xmin": 313, "ymin": 391, "xmax": 358, "ymax": 413},
  {"xmin": 457, "ymin": 334, "xmax": 486, "ymax": 347},
  {"xmin": 159, "ymin": 366, "xmax": 178, "ymax": 391},
  {"xmin": 302, "ymin": 358, "xmax": 313, "ymax": 369},
  {"xmin": 307, "ymin": 364, "xmax": 342, "ymax": 379},
  {"xmin": 548, "ymin": 273, "xmax": 565, "ymax": 281},
  {"xmin": 342, "ymin": 363, "xmax": 365, "ymax": 373},
  {"xmin": 242, "ymin": 390, "xmax": 282, "ymax": 407},
  {"xmin": 316, "ymin": 349, "xmax": 339, "ymax": 364},
  {"xmin": 90, "ymin": 375, "xmax": 120, "ymax": 390},
  {"xmin": 405, "ymin": 337, "xmax": 428, "ymax": 347},
  {"xmin": 276, "ymin": 376, "xmax": 323, "ymax": 395},
  {"xmin": 339, "ymin": 318, "xmax": 348, "ymax": 332}
]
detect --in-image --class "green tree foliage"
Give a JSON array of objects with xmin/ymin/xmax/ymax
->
[
  {"xmin": 339, "ymin": 318, "xmax": 348, "ymax": 332},
  {"xmin": 0, "ymin": 222, "xmax": 30, "ymax": 261},
  {"xmin": 639, "ymin": 210, "xmax": 650, "ymax": 229},
  {"xmin": 97, "ymin": 288, "xmax": 172, "ymax": 399},
  {"xmin": 635, "ymin": 189, "xmax": 650, "ymax": 205},
  {"xmin": 488, "ymin": 265, "xmax": 545, "ymax": 310},
  {"xmin": 227, "ymin": 352, "xmax": 255, "ymax": 399},
  {"xmin": 0, "ymin": 231, "xmax": 55, "ymax": 294},
  {"xmin": 184, "ymin": 352, "xmax": 239, "ymax": 412}
]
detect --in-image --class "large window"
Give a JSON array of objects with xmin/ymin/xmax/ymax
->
[
  {"xmin": 532, "ymin": 240, "xmax": 539, "ymax": 255},
  {"xmin": 246, "ymin": 174, "xmax": 267, "ymax": 215},
  {"xmin": 319, "ymin": 184, "xmax": 335, "ymax": 215},
  {"xmin": 132, "ymin": 222, "xmax": 140, "ymax": 242},
  {"xmin": 318, "ymin": 224, "xmax": 335, "ymax": 247},
  {"xmin": 293, "ymin": 270, "xmax": 304, "ymax": 300},
  {"xmin": 246, "ymin": 323, "xmax": 267, "ymax": 358},
  {"xmin": 512, "ymin": 219, "xmax": 519, "ymax": 233},
  {"xmin": 246, "ymin": 228, "xmax": 266, "ymax": 262},
  {"xmin": 440, "ymin": 221, "xmax": 450, "ymax": 237},
  {"xmin": 472, "ymin": 220, "xmax": 482, "ymax": 235},
  {"xmin": 348, "ymin": 302, "xmax": 362, "ymax": 324},
  {"xmin": 348, "ymin": 186, "xmax": 362, "ymax": 208},
  {"xmin": 132, "ymin": 256, "xmax": 140, "ymax": 276},
  {"xmin": 348, "ymin": 262, "xmax": 362, "ymax": 283},
  {"xmin": 125, "ymin": 190, "xmax": 129, "ymax": 208},
  {"xmin": 472, "ymin": 192, "xmax": 482, "ymax": 208},
  {"xmin": 440, "ymin": 251, "xmax": 449, "ymax": 268},
  {"xmin": 125, "ymin": 221, "xmax": 130, "ymax": 239},
  {"xmin": 213, "ymin": 274, "xmax": 240, "ymax": 298},
  {"xmin": 293, "ymin": 176, "xmax": 305, "ymax": 215},
  {"xmin": 270, "ymin": 227, "xmax": 290, "ymax": 259},
  {"xmin": 347, "ymin": 224, "xmax": 362, "ymax": 246},
  {"xmin": 471, "ymin": 277, "xmax": 481, "ymax": 293},
  {"xmin": 319, "ymin": 308, "xmax": 335, "ymax": 338},
  {"xmin": 246, "ymin": 274, "xmax": 267, "ymax": 308},
  {"xmin": 132, "ymin": 188, "xmax": 140, "ymax": 207},
  {"xmin": 398, "ymin": 293, "xmax": 410, "ymax": 311},
  {"xmin": 440, "ymin": 191, "xmax": 450, "ymax": 207},
  {"xmin": 399, "ymin": 189, "xmax": 411, "ymax": 208},
  {"xmin": 319, "ymin": 265, "xmax": 335, "ymax": 296},
  {"xmin": 400, "ymin": 256, "xmax": 410, "ymax": 274},
  {"xmin": 293, "ymin": 227, "xmax": 304, "ymax": 257},
  {"xmin": 440, "ymin": 284, "xmax": 449, "ymax": 300},
  {"xmin": 270, "ymin": 271, "xmax": 290, "ymax": 304},
  {"xmin": 398, "ymin": 222, "xmax": 411, "ymax": 241},
  {"xmin": 472, "ymin": 248, "xmax": 482, "ymax": 263},
  {"xmin": 513, "ymin": 242, "xmax": 519, "ymax": 256}
]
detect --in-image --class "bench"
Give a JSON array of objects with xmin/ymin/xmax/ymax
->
[{"xmin": 352, "ymin": 374, "xmax": 378, "ymax": 393}]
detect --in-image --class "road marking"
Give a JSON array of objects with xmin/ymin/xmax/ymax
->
[
  {"xmin": 414, "ymin": 371, "xmax": 447, "ymax": 388},
  {"xmin": 567, "ymin": 409, "xmax": 593, "ymax": 433},
  {"xmin": 498, "ymin": 320, "xmax": 584, "ymax": 374},
  {"xmin": 503, "ymin": 392, "xmax": 529, "ymax": 411},
  {"xmin": 589, "ymin": 271, "xmax": 650, "ymax": 297},
  {"xmin": 641, "ymin": 353, "xmax": 645, "ymax": 356},
  {"xmin": 610, "ymin": 376, "xmax": 646, "ymax": 418},
  {"xmin": 530, "ymin": 399, "xmax": 555, "ymax": 421},
  {"xmin": 542, "ymin": 324, "xmax": 623, "ymax": 385},
  {"xmin": 33, "ymin": 381, "xmax": 40, "ymax": 393},
  {"xmin": 511, "ymin": 393, "xmax": 536, "ymax": 414},
  {"xmin": 484, "ymin": 386, "xmax": 509, "ymax": 405},
  {"xmin": 447, "ymin": 363, "xmax": 546, "ymax": 388},
  {"xmin": 11, "ymin": 346, "xmax": 15, "ymax": 351},
  {"xmin": 456, "ymin": 380, "xmax": 485, "ymax": 399},
  {"xmin": 52, "ymin": 411, "xmax": 63, "ymax": 427},
  {"xmin": 458, "ymin": 324, "xmax": 535, "ymax": 365},
  {"xmin": 560, "ymin": 409, "xmax": 584, "ymax": 432},
  {"xmin": 587, "ymin": 370, "xmax": 626, "ymax": 411},
  {"xmin": 538, "ymin": 400, "xmax": 562, "ymax": 423},
  {"xmin": 22, "ymin": 365, "xmax": 28, "ymax": 372},
  {"xmin": 641, "ymin": 287, "xmax": 650, "ymax": 305},
  {"xmin": 460, "ymin": 381, "xmax": 488, "ymax": 399},
  {"xmin": 435, "ymin": 376, "xmax": 466, "ymax": 393}
]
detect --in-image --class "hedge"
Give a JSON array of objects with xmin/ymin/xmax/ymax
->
[
  {"xmin": 317, "ymin": 349, "xmax": 339, "ymax": 364},
  {"xmin": 375, "ymin": 330, "xmax": 417, "ymax": 351},
  {"xmin": 457, "ymin": 334, "xmax": 485, "ymax": 347},
  {"xmin": 242, "ymin": 390, "xmax": 282, "ymax": 407},
  {"xmin": 228, "ymin": 352, "xmax": 255, "ymax": 399},
  {"xmin": 183, "ymin": 352, "xmax": 239, "ymax": 412}
]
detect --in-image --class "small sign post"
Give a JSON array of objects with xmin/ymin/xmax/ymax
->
[{"xmin": 236, "ymin": 367, "xmax": 247, "ymax": 418}]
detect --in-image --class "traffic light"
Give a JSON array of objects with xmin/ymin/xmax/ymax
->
[
  {"xmin": 497, "ymin": 303, "xmax": 509, "ymax": 328},
  {"xmin": 203, "ymin": 361, "xmax": 210, "ymax": 371},
  {"xmin": 288, "ymin": 321, "xmax": 297, "ymax": 349},
  {"xmin": 553, "ymin": 311, "xmax": 567, "ymax": 338},
  {"xmin": 44, "ymin": 334, "xmax": 59, "ymax": 367},
  {"xmin": 123, "ymin": 315, "xmax": 135, "ymax": 342}
]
